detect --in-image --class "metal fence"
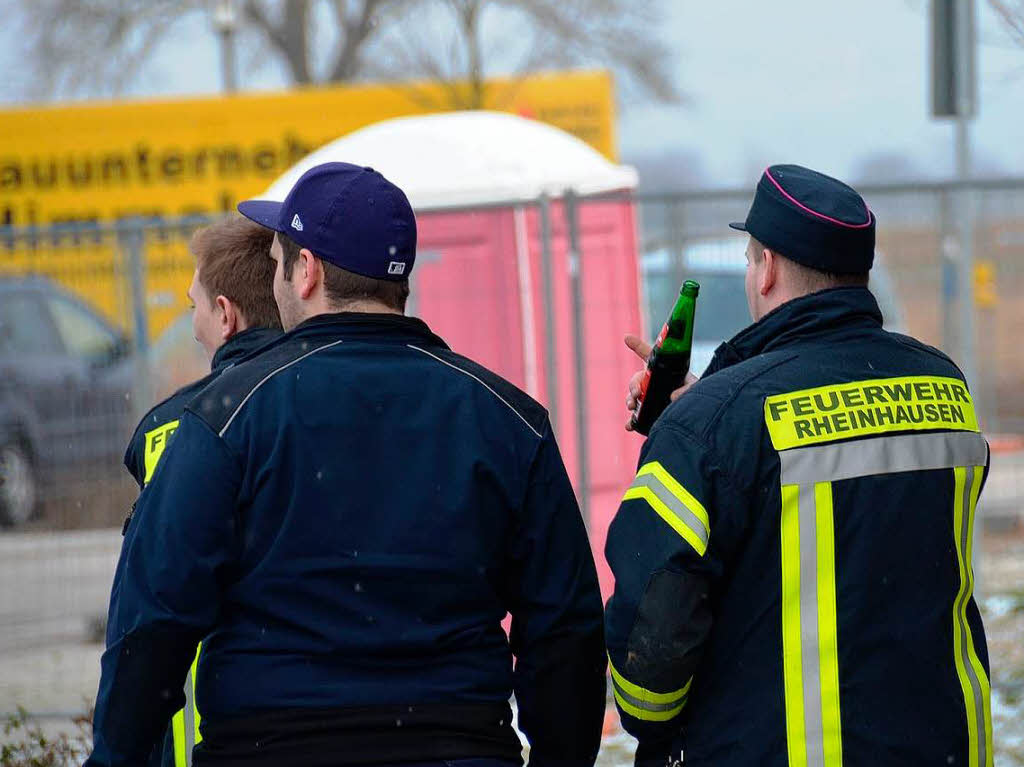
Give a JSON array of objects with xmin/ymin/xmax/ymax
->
[{"xmin": 2, "ymin": 180, "xmax": 1023, "ymax": 737}]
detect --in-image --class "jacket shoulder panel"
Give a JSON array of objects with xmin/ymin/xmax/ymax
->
[
  {"xmin": 887, "ymin": 331, "xmax": 964, "ymax": 377},
  {"xmin": 659, "ymin": 350, "xmax": 800, "ymax": 442},
  {"xmin": 187, "ymin": 337, "xmax": 342, "ymax": 436},
  {"xmin": 406, "ymin": 344, "xmax": 548, "ymax": 439},
  {"xmin": 123, "ymin": 376, "xmax": 211, "ymax": 474}
]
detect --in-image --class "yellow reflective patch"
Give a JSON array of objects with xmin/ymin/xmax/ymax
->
[
  {"xmin": 764, "ymin": 376, "xmax": 978, "ymax": 450},
  {"xmin": 143, "ymin": 419, "xmax": 180, "ymax": 485}
]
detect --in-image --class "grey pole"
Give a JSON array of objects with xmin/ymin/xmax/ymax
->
[
  {"xmin": 213, "ymin": 0, "xmax": 239, "ymax": 93},
  {"xmin": 538, "ymin": 195, "xmax": 559, "ymax": 435},
  {"xmin": 954, "ymin": 0, "xmax": 978, "ymax": 398},
  {"xmin": 118, "ymin": 221, "xmax": 153, "ymax": 419},
  {"xmin": 564, "ymin": 190, "xmax": 590, "ymax": 525}
]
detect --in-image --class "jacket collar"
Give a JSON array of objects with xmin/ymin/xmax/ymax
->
[
  {"xmin": 288, "ymin": 311, "xmax": 451, "ymax": 350},
  {"xmin": 211, "ymin": 326, "xmax": 283, "ymax": 372},
  {"xmin": 705, "ymin": 286, "xmax": 883, "ymax": 375}
]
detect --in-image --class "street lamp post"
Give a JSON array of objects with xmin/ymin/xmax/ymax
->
[{"xmin": 213, "ymin": 0, "xmax": 239, "ymax": 93}]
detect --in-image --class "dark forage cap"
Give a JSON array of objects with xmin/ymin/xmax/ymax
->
[{"xmin": 730, "ymin": 164, "xmax": 875, "ymax": 274}]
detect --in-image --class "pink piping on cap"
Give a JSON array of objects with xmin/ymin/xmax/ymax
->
[{"xmin": 764, "ymin": 167, "xmax": 873, "ymax": 229}]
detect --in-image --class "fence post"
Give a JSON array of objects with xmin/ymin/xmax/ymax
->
[
  {"xmin": 538, "ymin": 195, "xmax": 559, "ymax": 437},
  {"xmin": 118, "ymin": 220, "xmax": 153, "ymax": 419},
  {"xmin": 564, "ymin": 190, "xmax": 590, "ymax": 526}
]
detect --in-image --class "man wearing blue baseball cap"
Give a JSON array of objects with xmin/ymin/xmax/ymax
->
[
  {"xmin": 87, "ymin": 162, "xmax": 606, "ymax": 767},
  {"xmin": 606, "ymin": 165, "xmax": 992, "ymax": 766}
]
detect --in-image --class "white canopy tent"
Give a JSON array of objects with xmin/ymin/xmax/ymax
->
[{"xmin": 262, "ymin": 110, "xmax": 638, "ymax": 210}]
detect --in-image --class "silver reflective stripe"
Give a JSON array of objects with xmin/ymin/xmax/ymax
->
[
  {"xmin": 796, "ymin": 483, "xmax": 825, "ymax": 767},
  {"xmin": 629, "ymin": 473, "xmax": 710, "ymax": 550},
  {"xmin": 609, "ymin": 673, "xmax": 688, "ymax": 714},
  {"xmin": 956, "ymin": 466, "xmax": 988, "ymax": 767},
  {"xmin": 183, "ymin": 668, "xmax": 196, "ymax": 767},
  {"xmin": 779, "ymin": 432, "xmax": 987, "ymax": 485}
]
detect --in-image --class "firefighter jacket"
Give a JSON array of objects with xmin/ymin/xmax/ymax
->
[
  {"xmin": 604, "ymin": 287, "xmax": 992, "ymax": 767},
  {"xmin": 121, "ymin": 326, "xmax": 281, "ymax": 767},
  {"xmin": 88, "ymin": 312, "xmax": 606, "ymax": 767}
]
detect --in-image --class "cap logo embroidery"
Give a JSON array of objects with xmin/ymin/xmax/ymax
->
[
  {"xmin": 388, "ymin": 261, "xmax": 406, "ymax": 275},
  {"xmin": 291, "ymin": 214, "xmax": 304, "ymax": 231}
]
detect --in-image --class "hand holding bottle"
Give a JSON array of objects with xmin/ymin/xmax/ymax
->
[{"xmin": 624, "ymin": 334, "xmax": 697, "ymax": 431}]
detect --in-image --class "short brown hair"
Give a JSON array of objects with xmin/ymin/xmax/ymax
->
[
  {"xmin": 749, "ymin": 237, "xmax": 869, "ymax": 291},
  {"xmin": 278, "ymin": 233, "xmax": 410, "ymax": 313},
  {"xmin": 191, "ymin": 216, "xmax": 282, "ymax": 329}
]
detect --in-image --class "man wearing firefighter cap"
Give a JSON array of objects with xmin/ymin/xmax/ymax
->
[{"xmin": 606, "ymin": 164, "xmax": 992, "ymax": 766}]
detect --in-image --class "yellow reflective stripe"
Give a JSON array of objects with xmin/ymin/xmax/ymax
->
[
  {"xmin": 173, "ymin": 643, "xmax": 203, "ymax": 767},
  {"xmin": 952, "ymin": 467, "xmax": 993, "ymax": 767},
  {"xmin": 191, "ymin": 643, "xmax": 203, "ymax": 745},
  {"xmin": 951, "ymin": 468, "xmax": 978, "ymax": 765},
  {"xmin": 172, "ymin": 708, "xmax": 187, "ymax": 767},
  {"xmin": 781, "ymin": 483, "xmax": 807, "ymax": 767},
  {"xmin": 814, "ymin": 482, "xmax": 842, "ymax": 766},
  {"xmin": 143, "ymin": 419, "xmax": 180, "ymax": 485},
  {"xmin": 783, "ymin": 481, "xmax": 845, "ymax": 767},
  {"xmin": 608, "ymin": 655, "xmax": 690, "ymax": 723},
  {"xmin": 637, "ymin": 462, "xmax": 710, "ymax": 531},
  {"xmin": 623, "ymin": 461, "xmax": 709, "ymax": 556},
  {"xmin": 963, "ymin": 469, "xmax": 992, "ymax": 766},
  {"xmin": 764, "ymin": 376, "xmax": 978, "ymax": 450}
]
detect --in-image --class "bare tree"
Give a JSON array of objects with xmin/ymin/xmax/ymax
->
[
  {"xmin": 989, "ymin": 0, "xmax": 1024, "ymax": 47},
  {"xmin": 4, "ymin": 0, "xmax": 679, "ymax": 106},
  {"xmin": 366, "ymin": 0, "xmax": 680, "ymax": 108}
]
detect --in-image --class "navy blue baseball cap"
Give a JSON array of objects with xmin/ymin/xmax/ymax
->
[
  {"xmin": 730, "ymin": 164, "xmax": 875, "ymax": 274},
  {"xmin": 238, "ymin": 162, "xmax": 416, "ymax": 281}
]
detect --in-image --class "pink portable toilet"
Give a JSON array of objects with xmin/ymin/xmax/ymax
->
[{"xmin": 265, "ymin": 112, "xmax": 643, "ymax": 599}]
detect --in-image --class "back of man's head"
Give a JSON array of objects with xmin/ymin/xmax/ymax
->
[
  {"xmin": 277, "ymin": 232, "xmax": 410, "ymax": 314},
  {"xmin": 732, "ymin": 165, "xmax": 875, "ymax": 317},
  {"xmin": 237, "ymin": 162, "xmax": 416, "ymax": 322},
  {"xmin": 748, "ymin": 237, "xmax": 869, "ymax": 293},
  {"xmin": 192, "ymin": 216, "xmax": 282, "ymax": 329}
]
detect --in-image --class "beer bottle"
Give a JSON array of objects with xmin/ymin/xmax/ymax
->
[{"xmin": 629, "ymin": 279, "xmax": 700, "ymax": 435}]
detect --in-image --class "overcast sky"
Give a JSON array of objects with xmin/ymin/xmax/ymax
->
[
  {"xmin": 618, "ymin": 0, "xmax": 1024, "ymax": 186},
  {"xmin": 1, "ymin": 0, "xmax": 1021, "ymax": 189}
]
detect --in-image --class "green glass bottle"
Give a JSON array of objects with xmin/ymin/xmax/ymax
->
[{"xmin": 630, "ymin": 279, "xmax": 699, "ymax": 435}]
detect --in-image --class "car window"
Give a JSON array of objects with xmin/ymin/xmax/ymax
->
[
  {"xmin": 46, "ymin": 296, "xmax": 118, "ymax": 362},
  {"xmin": 0, "ymin": 292, "xmax": 63, "ymax": 355}
]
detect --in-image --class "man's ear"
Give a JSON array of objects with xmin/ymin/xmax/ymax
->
[
  {"xmin": 297, "ymin": 248, "xmax": 321, "ymax": 300},
  {"xmin": 760, "ymin": 248, "xmax": 778, "ymax": 296},
  {"xmin": 215, "ymin": 295, "xmax": 238, "ymax": 340}
]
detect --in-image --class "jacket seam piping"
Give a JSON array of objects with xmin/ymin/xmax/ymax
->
[
  {"xmin": 218, "ymin": 339, "xmax": 345, "ymax": 437},
  {"xmin": 406, "ymin": 344, "xmax": 543, "ymax": 439}
]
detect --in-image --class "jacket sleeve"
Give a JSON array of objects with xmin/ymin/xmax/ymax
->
[
  {"xmin": 87, "ymin": 413, "xmax": 242, "ymax": 767},
  {"xmin": 604, "ymin": 423, "xmax": 742, "ymax": 762},
  {"xmin": 503, "ymin": 421, "xmax": 607, "ymax": 767},
  {"xmin": 122, "ymin": 428, "xmax": 145, "ymax": 491}
]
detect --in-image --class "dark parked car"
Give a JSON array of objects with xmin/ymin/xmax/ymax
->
[{"xmin": 0, "ymin": 276, "xmax": 136, "ymax": 527}]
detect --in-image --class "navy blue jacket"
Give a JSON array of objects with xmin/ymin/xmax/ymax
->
[
  {"xmin": 120, "ymin": 326, "xmax": 281, "ymax": 767},
  {"xmin": 605, "ymin": 288, "xmax": 992, "ymax": 766},
  {"xmin": 88, "ymin": 312, "xmax": 606, "ymax": 767},
  {"xmin": 123, "ymin": 327, "xmax": 282, "ymax": 489}
]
